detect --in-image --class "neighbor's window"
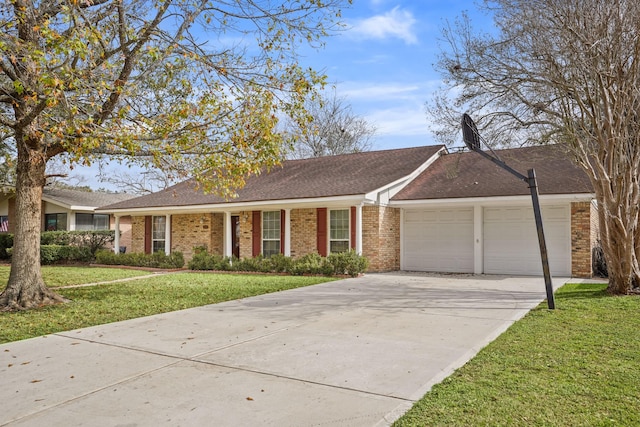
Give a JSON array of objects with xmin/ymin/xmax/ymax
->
[
  {"xmin": 329, "ymin": 209, "xmax": 350, "ymax": 253},
  {"xmin": 262, "ymin": 211, "xmax": 281, "ymax": 257},
  {"xmin": 45, "ymin": 213, "xmax": 67, "ymax": 231},
  {"xmin": 152, "ymin": 216, "xmax": 166, "ymax": 253},
  {"xmin": 76, "ymin": 213, "xmax": 110, "ymax": 231}
]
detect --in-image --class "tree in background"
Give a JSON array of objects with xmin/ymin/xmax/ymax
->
[
  {"xmin": 0, "ymin": 0, "xmax": 349, "ymax": 310},
  {"xmin": 428, "ymin": 0, "xmax": 640, "ymax": 294},
  {"xmin": 288, "ymin": 90, "xmax": 376, "ymax": 159},
  {"xmin": 99, "ymin": 168, "xmax": 176, "ymax": 195}
]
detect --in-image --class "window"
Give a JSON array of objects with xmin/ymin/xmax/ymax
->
[
  {"xmin": 262, "ymin": 211, "xmax": 281, "ymax": 257},
  {"xmin": 76, "ymin": 213, "xmax": 110, "ymax": 231},
  {"xmin": 329, "ymin": 209, "xmax": 350, "ymax": 253},
  {"xmin": 0, "ymin": 216, "xmax": 7, "ymax": 232},
  {"xmin": 152, "ymin": 216, "xmax": 166, "ymax": 253},
  {"xmin": 45, "ymin": 213, "xmax": 67, "ymax": 231}
]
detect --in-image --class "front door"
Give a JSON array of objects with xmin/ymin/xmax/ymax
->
[{"xmin": 231, "ymin": 215, "xmax": 240, "ymax": 258}]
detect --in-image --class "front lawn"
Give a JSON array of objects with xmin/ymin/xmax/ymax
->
[
  {"xmin": 0, "ymin": 265, "xmax": 151, "ymax": 288},
  {"xmin": 0, "ymin": 271, "xmax": 336, "ymax": 344},
  {"xmin": 394, "ymin": 283, "xmax": 640, "ymax": 427}
]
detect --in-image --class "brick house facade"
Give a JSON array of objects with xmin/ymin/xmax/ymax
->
[{"xmin": 101, "ymin": 145, "xmax": 600, "ymax": 278}]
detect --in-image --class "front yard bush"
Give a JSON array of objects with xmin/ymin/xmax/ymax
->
[
  {"xmin": 1, "ymin": 231, "xmax": 115, "ymax": 261},
  {"xmin": 41, "ymin": 230, "xmax": 115, "ymax": 255},
  {"xmin": 0, "ymin": 233, "xmax": 13, "ymax": 259},
  {"xmin": 188, "ymin": 251, "xmax": 232, "ymax": 271},
  {"xmin": 95, "ymin": 250, "xmax": 185, "ymax": 269},
  {"xmin": 7, "ymin": 245, "xmax": 93, "ymax": 264},
  {"xmin": 327, "ymin": 250, "xmax": 370, "ymax": 277},
  {"xmin": 187, "ymin": 249, "xmax": 368, "ymax": 277},
  {"xmin": 289, "ymin": 252, "xmax": 333, "ymax": 276}
]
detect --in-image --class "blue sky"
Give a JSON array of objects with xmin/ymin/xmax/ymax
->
[
  {"xmin": 68, "ymin": 1, "xmax": 492, "ymax": 190},
  {"xmin": 301, "ymin": 0, "xmax": 491, "ymax": 151}
]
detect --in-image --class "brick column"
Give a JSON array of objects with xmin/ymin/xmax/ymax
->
[{"xmin": 571, "ymin": 201, "xmax": 593, "ymax": 278}]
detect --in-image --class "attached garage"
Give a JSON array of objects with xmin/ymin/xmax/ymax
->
[
  {"xmin": 402, "ymin": 208, "xmax": 474, "ymax": 273},
  {"xmin": 401, "ymin": 204, "xmax": 572, "ymax": 276},
  {"xmin": 483, "ymin": 205, "xmax": 571, "ymax": 276}
]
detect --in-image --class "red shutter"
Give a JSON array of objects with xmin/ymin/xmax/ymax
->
[
  {"xmin": 280, "ymin": 210, "xmax": 286, "ymax": 255},
  {"xmin": 144, "ymin": 216, "xmax": 152, "ymax": 254},
  {"xmin": 350, "ymin": 206, "xmax": 356, "ymax": 250},
  {"xmin": 317, "ymin": 208, "xmax": 327, "ymax": 257},
  {"xmin": 252, "ymin": 211, "xmax": 261, "ymax": 257}
]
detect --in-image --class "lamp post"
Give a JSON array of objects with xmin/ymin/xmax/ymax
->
[{"xmin": 461, "ymin": 114, "xmax": 555, "ymax": 309}]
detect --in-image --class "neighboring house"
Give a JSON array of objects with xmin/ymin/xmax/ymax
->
[
  {"xmin": 99, "ymin": 144, "xmax": 598, "ymax": 278},
  {"xmin": 0, "ymin": 187, "xmax": 136, "ymax": 251}
]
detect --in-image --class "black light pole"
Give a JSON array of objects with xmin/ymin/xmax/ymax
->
[{"xmin": 461, "ymin": 114, "xmax": 556, "ymax": 309}]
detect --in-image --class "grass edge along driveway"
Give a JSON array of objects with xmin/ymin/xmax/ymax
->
[
  {"xmin": 0, "ymin": 268, "xmax": 336, "ymax": 344},
  {"xmin": 394, "ymin": 282, "xmax": 640, "ymax": 427}
]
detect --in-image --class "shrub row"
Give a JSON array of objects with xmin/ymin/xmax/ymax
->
[
  {"xmin": 7, "ymin": 245, "xmax": 94, "ymax": 265},
  {"xmin": 94, "ymin": 250, "xmax": 185, "ymax": 269},
  {"xmin": 188, "ymin": 250, "xmax": 368, "ymax": 277},
  {"xmin": 0, "ymin": 231, "xmax": 115, "ymax": 260}
]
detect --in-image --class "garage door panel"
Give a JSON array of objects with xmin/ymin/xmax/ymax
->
[
  {"xmin": 483, "ymin": 206, "xmax": 570, "ymax": 276},
  {"xmin": 402, "ymin": 208, "xmax": 474, "ymax": 273}
]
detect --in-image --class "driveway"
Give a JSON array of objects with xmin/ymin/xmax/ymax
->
[{"xmin": 1, "ymin": 273, "xmax": 567, "ymax": 426}]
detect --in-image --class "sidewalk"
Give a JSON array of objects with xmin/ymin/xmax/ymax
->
[{"xmin": 1, "ymin": 273, "xmax": 569, "ymax": 426}]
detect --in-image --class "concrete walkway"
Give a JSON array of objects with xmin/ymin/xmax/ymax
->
[{"xmin": 1, "ymin": 273, "xmax": 573, "ymax": 426}]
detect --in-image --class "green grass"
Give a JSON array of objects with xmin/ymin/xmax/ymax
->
[
  {"xmin": 0, "ymin": 265, "xmax": 151, "ymax": 288},
  {"xmin": 394, "ymin": 283, "xmax": 640, "ymax": 427},
  {"xmin": 0, "ymin": 271, "xmax": 336, "ymax": 343}
]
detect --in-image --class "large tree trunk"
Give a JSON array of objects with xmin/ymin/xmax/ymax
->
[
  {"xmin": 592, "ymin": 168, "xmax": 640, "ymax": 296},
  {"xmin": 0, "ymin": 138, "xmax": 66, "ymax": 311}
]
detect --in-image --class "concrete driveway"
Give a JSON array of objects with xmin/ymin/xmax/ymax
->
[{"xmin": 1, "ymin": 273, "xmax": 567, "ymax": 426}]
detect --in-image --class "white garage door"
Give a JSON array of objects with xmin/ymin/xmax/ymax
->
[
  {"xmin": 483, "ymin": 206, "xmax": 571, "ymax": 276},
  {"xmin": 403, "ymin": 208, "xmax": 474, "ymax": 273}
]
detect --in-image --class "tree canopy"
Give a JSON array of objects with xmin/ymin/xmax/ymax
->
[
  {"xmin": 0, "ymin": 0, "xmax": 350, "ymax": 310},
  {"xmin": 428, "ymin": 0, "xmax": 640, "ymax": 294}
]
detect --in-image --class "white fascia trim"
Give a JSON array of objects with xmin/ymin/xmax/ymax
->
[
  {"xmin": 97, "ymin": 194, "xmax": 367, "ymax": 216},
  {"xmin": 41, "ymin": 196, "xmax": 98, "ymax": 213},
  {"xmin": 69, "ymin": 206, "xmax": 98, "ymax": 212},
  {"xmin": 390, "ymin": 193, "xmax": 595, "ymax": 208},
  {"xmin": 365, "ymin": 147, "xmax": 448, "ymax": 204}
]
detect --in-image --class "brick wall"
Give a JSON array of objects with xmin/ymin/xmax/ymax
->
[
  {"xmin": 571, "ymin": 201, "xmax": 594, "ymax": 278},
  {"xmin": 209, "ymin": 213, "xmax": 224, "ymax": 255},
  {"xmin": 117, "ymin": 216, "xmax": 132, "ymax": 251},
  {"xmin": 130, "ymin": 216, "xmax": 146, "ymax": 253},
  {"xmin": 108, "ymin": 216, "xmax": 132, "ymax": 251},
  {"xmin": 290, "ymin": 208, "xmax": 317, "ymax": 258},
  {"xmin": 172, "ymin": 213, "xmax": 216, "ymax": 260},
  {"xmin": 239, "ymin": 210, "xmax": 254, "ymax": 259},
  {"xmin": 362, "ymin": 206, "xmax": 400, "ymax": 272}
]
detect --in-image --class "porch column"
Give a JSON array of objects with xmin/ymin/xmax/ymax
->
[
  {"xmin": 473, "ymin": 205, "xmax": 483, "ymax": 274},
  {"xmin": 164, "ymin": 214, "xmax": 171, "ymax": 255},
  {"xmin": 356, "ymin": 204, "xmax": 363, "ymax": 255},
  {"xmin": 224, "ymin": 211, "xmax": 232, "ymax": 258},
  {"xmin": 284, "ymin": 208, "xmax": 291, "ymax": 256},
  {"xmin": 113, "ymin": 215, "xmax": 120, "ymax": 254}
]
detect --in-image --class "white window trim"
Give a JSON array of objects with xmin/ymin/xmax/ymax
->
[
  {"xmin": 328, "ymin": 208, "xmax": 350, "ymax": 254},
  {"xmin": 262, "ymin": 210, "xmax": 281, "ymax": 257},
  {"xmin": 151, "ymin": 215, "xmax": 166, "ymax": 253}
]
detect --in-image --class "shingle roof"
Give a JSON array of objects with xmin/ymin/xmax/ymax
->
[
  {"xmin": 392, "ymin": 144, "xmax": 593, "ymax": 201},
  {"xmin": 43, "ymin": 188, "xmax": 135, "ymax": 209},
  {"xmin": 102, "ymin": 145, "xmax": 445, "ymax": 210}
]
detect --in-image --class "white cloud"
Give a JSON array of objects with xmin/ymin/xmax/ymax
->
[
  {"xmin": 367, "ymin": 106, "xmax": 428, "ymax": 136},
  {"xmin": 350, "ymin": 7, "xmax": 418, "ymax": 45},
  {"xmin": 337, "ymin": 79, "xmax": 441, "ymax": 102}
]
